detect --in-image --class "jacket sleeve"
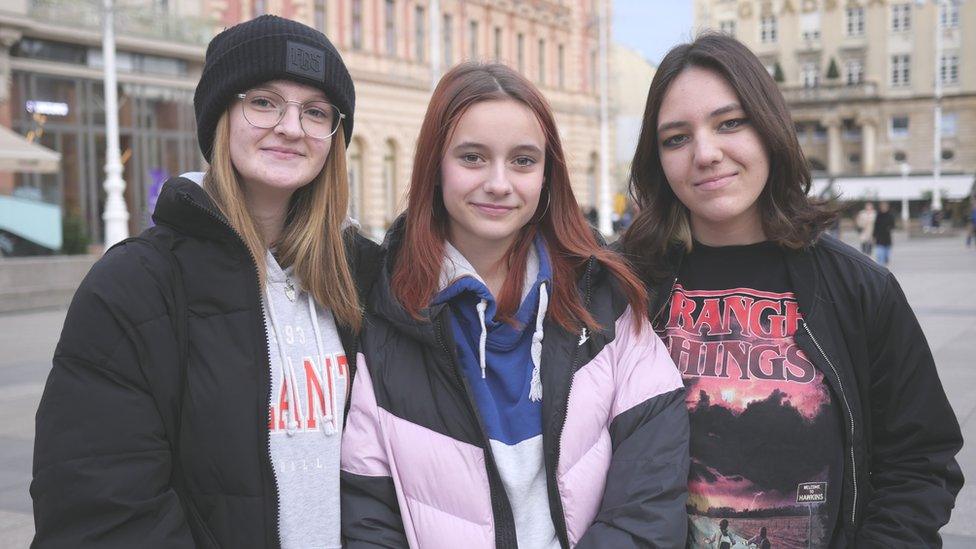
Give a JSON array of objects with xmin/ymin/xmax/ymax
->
[
  {"xmin": 340, "ymin": 353, "xmax": 408, "ymax": 548},
  {"xmin": 30, "ymin": 242, "xmax": 194, "ymax": 549},
  {"xmin": 855, "ymin": 273, "xmax": 964, "ymax": 548},
  {"xmin": 576, "ymin": 308, "xmax": 689, "ymax": 548}
]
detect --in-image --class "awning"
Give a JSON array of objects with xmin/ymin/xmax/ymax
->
[
  {"xmin": 0, "ymin": 125, "xmax": 61, "ymax": 174},
  {"xmin": 811, "ymin": 174, "xmax": 975, "ymax": 201}
]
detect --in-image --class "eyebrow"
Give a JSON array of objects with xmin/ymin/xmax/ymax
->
[
  {"xmin": 452, "ymin": 142, "xmax": 544, "ymax": 155},
  {"xmin": 657, "ymin": 103, "xmax": 744, "ymax": 133}
]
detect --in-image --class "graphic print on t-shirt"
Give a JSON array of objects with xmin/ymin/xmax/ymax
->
[{"xmin": 660, "ymin": 283, "xmax": 837, "ymax": 549}]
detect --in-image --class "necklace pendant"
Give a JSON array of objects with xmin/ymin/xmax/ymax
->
[{"xmin": 284, "ymin": 279, "xmax": 297, "ymax": 302}]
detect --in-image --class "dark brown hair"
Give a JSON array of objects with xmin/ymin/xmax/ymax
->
[
  {"xmin": 391, "ymin": 62, "xmax": 647, "ymax": 333},
  {"xmin": 621, "ymin": 32, "xmax": 835, "ymax": 282}
]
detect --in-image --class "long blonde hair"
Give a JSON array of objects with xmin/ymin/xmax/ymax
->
[{"xmin": 203, "ymin": 112, "xmax": 362, "ymax": 332}]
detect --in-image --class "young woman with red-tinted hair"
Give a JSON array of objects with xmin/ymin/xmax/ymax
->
[{"xmin": 340, "ymin": 62, "xmax": 689, "ymax": 548}]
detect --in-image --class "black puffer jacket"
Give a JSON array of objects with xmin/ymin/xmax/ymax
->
[
  {"xmin": 641, "ymin": 234, "xmax": 963, "ymax": 548},
  {"xmin": 31, "ymin": 177, "xmax": 382, "ymax": 548}
]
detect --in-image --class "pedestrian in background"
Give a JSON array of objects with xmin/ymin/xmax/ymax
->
[
  {"xmin": 341, "ymin": 62, "xmax": 690, "ymax": 548},
  {"xmin": 855, "ymin": 201, "xmax": 876, "ymax": 256},
  {"xmin": 621, "ymin": 32, "xmax": 962, "ymax": 548},
  {"xmin": 31, "ymin": 16, "xmax": 380, "ymax": 548},
  {"xmin": 873, "ymin": 201, "xmax": 896, "ymax": 266}
]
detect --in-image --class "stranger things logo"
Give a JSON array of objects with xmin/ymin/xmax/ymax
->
[{"xmin": 662, "ymin": 285, "xmax": 814, "ymax": 383}]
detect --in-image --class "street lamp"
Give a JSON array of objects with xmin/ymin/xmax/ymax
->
[
  {"xmin": 101, "ymin": 0, "xmax": 129, "ymax": 248},
  {"xmin": 597, "ymin": 0, "xmax": 612, "ymax": 236}
]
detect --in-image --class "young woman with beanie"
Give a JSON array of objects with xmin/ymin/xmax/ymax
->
[
  {"xmin": 340, "ymin": 62, "xmax": 689, "ymax": 548},
  {"xmin": 620, "ymin": 33, "xmax": 962, "ymax": 547},
  {"xmin": 31, "ymin": 15, "xmax": 380, "ymax": 548}
]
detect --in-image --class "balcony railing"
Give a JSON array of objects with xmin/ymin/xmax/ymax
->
[
  {"xmin": 29, "ymin": 0, "xmax": 216, "ymax": 47},
  {"xmin": 780, "ymin": 81, "xmax": 879, "ymax": 104}
]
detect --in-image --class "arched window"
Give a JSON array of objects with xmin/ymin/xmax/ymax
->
[
  {"xmin": 347, "ymin": 137, "xmax": 365, "ymax": 220},
  {"xmin": 383, "ymin": 139, "xmax": 398, "ymax": 224}
]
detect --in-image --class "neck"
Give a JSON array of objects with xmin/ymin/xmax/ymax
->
[
  {"xmin": 245, "ymin": 187, "xmax": 293, "ymax": 246},
  {"xmin": 691, "ymin": 212, "xmax": 766, "ymax": 246},
  {"xmin": 449, "ymin": 235, "xmax": 512, "ymax": 298}
]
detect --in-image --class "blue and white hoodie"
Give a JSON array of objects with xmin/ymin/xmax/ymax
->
[{"xmin": 432, "ymin": 237, "xmax": 560, "ymax": 549}]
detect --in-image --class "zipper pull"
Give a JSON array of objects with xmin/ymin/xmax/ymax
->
[{"xmin": 578, "ymin": 327, "xmax": 589, "ymax": 346}]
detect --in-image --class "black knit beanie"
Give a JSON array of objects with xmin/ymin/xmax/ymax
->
[{"xmin": 194, "ymin": 15, "xmax": 355, "ymax": 161}]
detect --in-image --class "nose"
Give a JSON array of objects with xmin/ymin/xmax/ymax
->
[
  {"xmin": 693, "ymin": 131, "xmax": 723, "ymax": 167},
  {"xmin": 482, "ymin": 161, "xmax": 513, "ymax": 196},
  {"xmin": 274, "ymin": 103, "xmax": 304, "ymax": 139}
]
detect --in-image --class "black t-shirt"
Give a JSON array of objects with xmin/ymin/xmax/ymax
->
[{"xmin": 655, "ymin": 241, "xmax": 844, "ymax": 548}]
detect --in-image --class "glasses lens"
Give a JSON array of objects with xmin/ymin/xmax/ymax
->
[
  {"xmin": 300, "ymin": 102, "xmax": 341, "ymax": 139},
  {"xmin": 242, "ymin": 90, "xmax": 284, "ymax": 128}
]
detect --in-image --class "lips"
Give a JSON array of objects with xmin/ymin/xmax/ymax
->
[
  {"xmin": 694, "ymin": 172, "xmax": 737, "ymax": 191},
  {"xmin": 261, "ymin": 146, "xmax": 305, "ymax": 159},
  {"xmin": 471, "ymin": 202, "xmax": 515, "ymax": 216}
]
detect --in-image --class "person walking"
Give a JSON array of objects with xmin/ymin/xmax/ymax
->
[
  {"xmin": 873, "ymin": 201, "xmax": 896, "ymax": 266},
  {"xmin": 31, "ymin": 16, "xmax": 381, "ymax": 548},
  {"xmin": 855, "ymin": 202, "xmax": 876, "ymax": 256},
  {"xmin": 620, "ymin": 33, "xmax": 962, "ymax": 548}
]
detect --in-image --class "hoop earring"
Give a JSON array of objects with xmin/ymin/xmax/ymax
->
[{"xmin": 530, "ymin": 188, "xmax": 551, "ymax": 224}]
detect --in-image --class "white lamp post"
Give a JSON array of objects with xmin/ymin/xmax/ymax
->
[
  {"xmin": 597, "ymin": 0, "xmax": 613, "ymax": 236},
  {"xmin": 930, "ymin": 0, "xmax": 945, "ymax": 212},
  {"xmin": 900, "ymin": 162, "xmax": 911, "ymax": 225},
  {"xmin": 101, "ymin": 0, "xmax": 128, "ymax": 248}
]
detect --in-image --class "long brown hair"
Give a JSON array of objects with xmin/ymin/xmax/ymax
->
[
  {"xmin": 204, "ymin": 114, "xmax": 362, "ymax": 331},
  {"xmin": 391, "ymin": 62, "xmax": 646, "ymax": 333},
  {"xmin": 621, "ymin": 32, "xmax": 835, "ymax": 282}
]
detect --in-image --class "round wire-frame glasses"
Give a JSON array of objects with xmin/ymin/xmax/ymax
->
[{"xmin": 236, "ymin": 89, "xmax": 345, "ymax": 139}]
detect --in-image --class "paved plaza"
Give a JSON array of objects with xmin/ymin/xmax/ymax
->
[{"xmin": 0, "ymin": 230, "xmax": 975, "ymax": 548}]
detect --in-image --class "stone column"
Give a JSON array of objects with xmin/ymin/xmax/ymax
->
[
  {"xmin": 858, "ymin": 117, "xmax": 877, "ymax": 175},
  {"xmin": 824, "ymin": 114, "xmax": 843, "ymax": 176}
]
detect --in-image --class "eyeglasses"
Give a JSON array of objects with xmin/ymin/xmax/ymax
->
[{"xmin": 236, "ymin": 89, "xmax": 345, "ymax": 139}]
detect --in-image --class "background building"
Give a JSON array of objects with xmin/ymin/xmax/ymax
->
[
  {"xmin": 0, "ymin": 0, "xmax": 612, "ymax": 251},
  {"xmin": 694, "ymin": 0, "xmax": 975, "ymax": 195}
]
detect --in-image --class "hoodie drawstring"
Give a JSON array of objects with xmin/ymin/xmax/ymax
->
[
  {"xmin": 529, "ymin": 282, "xmax": 548, "ymax": 402},
  {"xmin": 265, "ymin": 283, "xmax": 338, "ymax": 437},
  {"xmin": 476, "ymin": 299, "xmax": 488, "ymax": 379}
]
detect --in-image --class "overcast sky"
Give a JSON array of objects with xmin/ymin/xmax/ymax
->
[{"xmin": 613, "ymin": 0, "xmax": 695, "ymax": 66}]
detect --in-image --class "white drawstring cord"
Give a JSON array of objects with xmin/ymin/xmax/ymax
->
[
  {"xmin": 308, "ymin": 297, "xmax": 338, "ymax": 436},
  {"xmin": 476, "ymin": 299, "xmax": 488, "ymax": 379},
  {"xmin": 529, "ymin": 282, "xmax": 548, "ymax": 402},
  {"xmin": 265, "ymin": 288, "xmax": 302, "ymax": 436}
]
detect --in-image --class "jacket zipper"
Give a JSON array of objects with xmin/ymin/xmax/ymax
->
[
  {"xmin": 433, "ymin": 314, "xmax": 518, "ymax": 549},
  {"xmin": 550, "ymin": 256, "xmax": 597, "ymax": 548},
  {"xmin": 799, "ymin": 318, "xmax": 858, "ymax": 527},
  {"xmin": 651, "ymin": 252, "xmax": 683, "ymax": 327},
  {"xmin": 180, "ymin": 194, "xmax": 283, "ymax": 548}
]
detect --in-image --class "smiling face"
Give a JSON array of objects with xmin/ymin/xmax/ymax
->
[
  {"xmin": 657, "ymin": 66, "xmax": 770, "ymax": 245},
  {"xmin": 228, "ymin": 79, "xmax": 333, "ymax": 202},
  {"xmin": 440, "ymin": 99, "xmax": 546, "ymax": 255}
]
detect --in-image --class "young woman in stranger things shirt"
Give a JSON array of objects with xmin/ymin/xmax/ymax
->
[
  {"xmin": 31, "ymin": 16, "xmax": 381, "ymax": 549},
  {"xmin": 340, "ymin": 62, "xmax": 690, "ymax": 548},
  {"xmin": 620, "ymin": 33, "xmax": 963, "ymax": 548}
]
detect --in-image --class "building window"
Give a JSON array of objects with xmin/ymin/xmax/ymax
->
[
  {"xmin": 352, "ymin": 0, "xmax": 363, "ymax": 50},
  {"xmin": 842, "ymin": 118, "xmax": 861, "ymax": 141},
  {"xmin": 385, "ymin": 0, "xmax": 396, "ymax": 56},
  {"xmin": 494, "ymin": 27, "xmax": 502, "ymax": 61},
  {"xmin": 590, "ymin": 48, "xmax": 597, "ymax": 93},
  {"xmin": 384, "ymin": 140, "xmax": 397, "ymax": 222},
  {"xmin": 558, "ymin": 44, "xmax": 565, "ymax": 89},
  {"xmin": 942, "ymin": 149, "xmax": 954, "ymax": 161},
  {"xmin": 415, "ymin": 6, "xmax": 425, "ymax": 61},
  {"xmin": 801, "ymin": 62, "xmax": 819, "ymax": 89},
  {"xmin": 893, "ymin": 150, "xmax": 907, "ymax": 162},
  {"xmin": 348, "ymin": 139, "xmax": 364, "ymax": 219},
  {"xmin": 940, "ymin": 53, "xmax": 959, "ymax": 84},
  {"xmin": 517, "ymin": 33, "xmax": 525, "ymax": 73},
  {"xmin": 941, "ymin": 0, "xmax": 960, "ymax": 29},
  {"xmin": 846, "ymin": 7, "xmax": 865, "ymax": 37},
  {"xmin": 443, "ymin": 14, "xmax": 453, "ymax": 66},
  {"xmin": 890, "ymin": 54, "xmax": 910, "ymax": 87},
  {"xmin": 314, "ymin": 0, "xmax": 326, "ymax": 31},
  {"xmin": 941, "ymin": 112, "xmax": 958, "ymax": 137},
  {"xmin": 891, "ymin": 3, "xmax": 911, "ymax": 33},
  {"xmin": 538, "ymin": 39, "xmax": 546, "ymax": 85},
  {"xmin": 845, "ymin": 59, "xmax": 864, "ymax": 85},
  {"xmin": 889, "ymin": 116, "xmax": 909, "ymax": 138},
  {"xmin": 719, "ymin": 20, "xmax": 736, "ymax": 37},
  {"xmin": 469, "ymin": 21, "xmax": 479, "ymax": 58},
  {"xmin": 800, "ymin": 12, "xmax": 821, "ymax": 41},
  {"xmin": 760, "ymin": 15, "xmax": 777, "ymax": 43}
]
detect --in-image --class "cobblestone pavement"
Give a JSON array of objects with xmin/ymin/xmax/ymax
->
[{"xmin": 1, "ymin": 230, "xmax": 975, "ymax": 547}]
